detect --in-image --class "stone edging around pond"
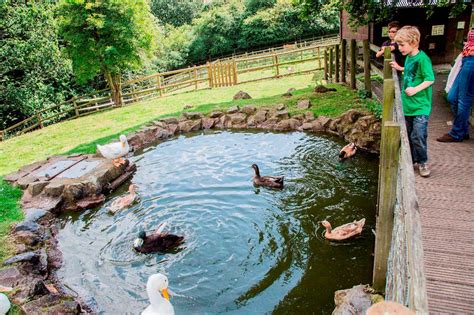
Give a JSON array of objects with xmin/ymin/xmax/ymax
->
[{"xmin": 1, "ymin": 104, "xmax": 381, "ymax": 313}]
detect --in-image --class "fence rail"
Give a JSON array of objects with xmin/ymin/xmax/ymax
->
[{"xmin": 0, "ymin": 35, "xmax": 340, "ymax": 141}]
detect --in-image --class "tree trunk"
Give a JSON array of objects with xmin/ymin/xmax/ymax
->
[{"xmin": 104, "ymin": 69, "xmax": 123, "ymax": 107}]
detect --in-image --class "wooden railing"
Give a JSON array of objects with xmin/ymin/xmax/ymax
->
[{"xmin": 0, "ymin": 35, "xmax": 340, "ymax": 141}]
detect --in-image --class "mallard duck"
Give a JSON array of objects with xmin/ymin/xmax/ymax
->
[
  {"xmin": 251, "ymin": 164, "xmax": 284, "ymax": 189},
  {"xmin": 108, "ymin": 184, "xmax": 138, "ymax": 214},
  {"xmin": 97, "ymin": 134, "xmax": 130, "ymax": 167},
  {"xmin": 0, "ymin": 293, "xmax": 10, "ymax": 315},
  {"xmin": 321, "ymin": 218, "xmax": 365, "ymax": 241},
  {"xmin": 133, "ymin": 223, "xmax": 184, "ymax": 254},
  {"xmin": 142, "ymin": 273, "xmax": 174, "ymax": 315},
  {"xmin": 339, "ymin": 142, "xmax": 357, "ymax": 160}
]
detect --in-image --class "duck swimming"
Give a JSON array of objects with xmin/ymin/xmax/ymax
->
[
  {"xmin": 108, "ymin": 184, "xmax": 138, "ymax": 214},
  {"xmin": 97, "ymin": 134, "xmax": 130, "ymax": 167},
  {"xmin": 251, "ymin": 164, "xmax": 284, "ymax": 189},
  {"xmin": 133, "ymin": 223, "xmax": 184, "ymax": 254},
  {"xmin": 339, "ymin": 142, "xmax": 357, "ymax": 160},
  {"xmin": 321, "ymin": 218, "xmax": 365, "ymax": 241},
  {"xmin": 142, "ymin": 273, "xmax": 174, "ymax": 315}
]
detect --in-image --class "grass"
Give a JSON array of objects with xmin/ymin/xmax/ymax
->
[{"xmin": 0, "ymin": 71, "xmax": 377, "ymax": 261}]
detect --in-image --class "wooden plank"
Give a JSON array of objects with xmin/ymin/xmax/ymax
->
[
  {"xmin": 341, "ymin": 39, "xmax": 346, "ymax": 83},
  {"xmin": 363, "ymin": 40, "xmax": 371, "ymax": 96},
  {"xmin": 335, "ymin": 44, "xmax": 340, "ymax": 83},
  {"xmin": 350, "ymin": 39, "xmax": 356, "ymax": 89}
]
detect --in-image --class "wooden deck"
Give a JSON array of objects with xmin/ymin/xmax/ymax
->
[{"xmin": 415, "ymin": 74, "xmax": 474, "ymax": 313}]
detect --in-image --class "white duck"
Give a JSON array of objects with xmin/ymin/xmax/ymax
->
[
  {"xmin": 0, "ymin": 293, "xmax": 10, "ymax": 315},
  {"xmin": 97, "ymin": 134, "xmax": 130, "ymax": 167},
  {"xmin": 142, "ymin": 273, "xmax": 174, "ymax": 315}
]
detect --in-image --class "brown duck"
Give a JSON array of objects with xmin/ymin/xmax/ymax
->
[
  {"xmin": 133, "ymin": 223, "xmax": 184, "ymax": 254},
  {"xmin": 339, "ymin": 142, "xmax": 357, "ymax": 160},
  {"xmin": 321, "ymin": 218, "xmax": 365, "ymax": 241},
  {"xmin": 251, "ymin": 164, "xmax": 284, "ymax": 189}
]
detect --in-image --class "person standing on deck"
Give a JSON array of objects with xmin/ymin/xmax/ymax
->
[{"xmin": 376, "ymin": 21, "xmax": 405, "ymax": 78}]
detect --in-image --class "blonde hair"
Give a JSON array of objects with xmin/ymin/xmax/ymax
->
[{"xmin": 395, "ymin": 26, "xmax": 420, "ymax": 46}]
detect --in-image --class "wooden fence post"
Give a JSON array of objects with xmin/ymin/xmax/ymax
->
[
  {"xmin": 373, "ymin": 121, "xmax": 401, "ymax": 293},
  {"xmin": 0, "ymin": 131, "xmax": 3, "ymax": 142},
  {"xmin": 36, "ymin": 111, "xmax": 43, "ymax": 129},
  {"xmin": 274, "ymin": 54, "xmax": 280, "ymax": 77},
  {"xmin": 363, "ymin": 39, "xmax": 372, "ymax": 97},
  {"xmin": 384, "ymin": 58, "xmax": 393, "ymax": 80},
  {"xmin": 207, "ymin": 63, "xmax": 213, "ymax": 88},
  {"xmin": 350, "ymin": 39, "xmax": 356, "ymax": 89},
  {"xmin": 382, "ymin": 79, "xmax": 395, "ymax": 122},
  {"xmin": 384, "ymin": 46, "xmax": 392, "ymax": 60},
  {"xmin": 73, "ymin": 97, "xmax": 79, "ymax": 117},
  {"xmin": 329, "ymin": 47, "xmax": 334, "ymax": 82},
  {"xmin": 157, "ymin": 74, "xmax": 163, "ymax": 97},
  {"xmin": 318, "ymin": 47, "xmax": 321, "ymax": 69},
  {"xmin": 324, "ymin": 49, "xmax": 328, "ymax": 81},
  {"xmin": 341, "ymin": 39, "xmax": 347, "ymax": 83},
  {"xmin": 194, "ymin": 66, "xmax": 198, "ymax": 90},
  {"xmin": 335, "ymin": 44, "xmax": 340, "ymax": 83},
  {"xmin": 232, "ymin": 60, "xmax": 238, "ymax": 85}
]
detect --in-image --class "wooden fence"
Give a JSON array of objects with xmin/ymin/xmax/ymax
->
[{"xmin": 0, "ymin": 35, "xmax": 339, "ymax": 141}]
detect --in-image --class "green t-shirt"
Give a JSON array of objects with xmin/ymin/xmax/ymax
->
[{"xmin": 401, "ymin": 50, "xmax": 435, "ymax": 116}]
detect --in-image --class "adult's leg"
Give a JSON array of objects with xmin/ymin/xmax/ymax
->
[
  {"xmin": 410, "ymin": 115, "xmax": 429, "ymax": 164},
  {"xmin": 449, "ymin": 56, "xmax": 474, "ymax": 140},
  {"xmin": 447, "ymin": 72, "xmax": 460, "ymax": 115}
]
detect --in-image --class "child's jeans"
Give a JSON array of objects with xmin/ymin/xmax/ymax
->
[
  {"xmin": 447, "ymin": 55, "xmax": 474, "ymax": 140},
  {"xmin": 405, "ymin": 115, "xmax": 429, "ymax": 164}
]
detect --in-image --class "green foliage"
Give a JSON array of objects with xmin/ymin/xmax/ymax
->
[
  {"xmin": 363, "ymin": 98, "xmax": 382, "ymax": 119},
  {"xmin": 0, "ymin": 178, "xmax": 23, "ymax": 261},
  {"xmin": 155, "ymin": 24, "xmax": 195, "ymax": 71},
  {"xmin": 357, "ymin": 89, "xmax": 372, "ymax": 100},
  {"xmin": 244, "ymin": 0, "xmax": 277, "ymax": 15},
  {"xmin": 0, "ymin": 2, "xmax": 76, "ymax": 129},
  {"xmin": 150, "ymin": 0, "xmax": 203, "ymax": 27},
  {"xmin": 57, "ymin": 0, "xmax": 158, "ymax": 83}
]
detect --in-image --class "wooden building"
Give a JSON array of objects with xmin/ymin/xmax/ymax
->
[{"xmin": 340, "ymin": 1, "xmax": 473, "ymax": 64}]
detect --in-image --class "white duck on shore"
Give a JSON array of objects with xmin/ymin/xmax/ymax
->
[
  {"xmin": 0, "ymin": 293, "xmax": 11, "ymax": 315},
  {"xmin": 97, "ymin": 134, "xmax": 130, "ymax": 167},
  {"xmin": 142, "ymin": 273, "xmax": 174, "ymax": 315}
]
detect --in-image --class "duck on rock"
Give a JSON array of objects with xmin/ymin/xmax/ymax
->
[
  {"xmin": 108, "ymin": 184, "xmax": 138, "ymax": 214},
  {"xmin": 251, "ymin": 164, "xmax": 284, "ymax": 189},
  {"xmin": 339, "ymin": 142, "xmax": 357, "ymax": 160},
  {"xmin": 321, "ymin": 218, "xmax": 365, "ymax": 241},
  {"xmin": 133, "ymin": 223, "xmax": 184, "ymax": 254},
  {"xmin": 142, "ymin": 273, "xmax": 174, "ymax": 315},
  {"xmin": 97, "ymin": 134, "xmax": 130, "ymax": 167}
]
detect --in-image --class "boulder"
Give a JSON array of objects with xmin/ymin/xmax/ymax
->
[
  {"xmin": 276, "ymin": 104, "xmax": 286, "ymax": 111},
  {"xmin": 0, "ymin": 267, "xmax": 23, "ymax": 287},
  {"xmin": 160, "ymin": 117, "xmax": 179, "ymax": 124},
  {"xmin": 27, "ymin": 181, "xmax": 48, "ymax": 197},
  {"xmin": 241, "ymin": 105, "xmax": 257, "ymax": 115},
  {"xmin": 178, "ymin": 119, "xmax": 202, "ymax": 133},
  {"xmin": 43, "ymin": 182, "xmax": 65, "ymax": 198},
  {"xmin": 75, "ymin": 194, "xmax": 106, "ymax": 211},
  {"xmin": 228, "ymin": 113, "xmax": 247, "ymax": 125},
  {"xmin": 183, "ymin": 112, "xmax": 203, "ymax": 120},
  {"xmin": 274, "ymin": 110, "xmax": 289, "ymax": 120},
  {"xmin": 275, "ymin": 119, "xmax": 302, "ymax": 131},
  {"xmin": 209, "ymin": 111, "xmax": 223, "ymax": 118},
  {"xmin": 202, "ymin": 117, "xmax": 216, "ymax": 129},
  {"xmin": 297, "ymin": 99, "xmax": 311, "ymax": 109},
  {"xmin": 166, "ymin": 123, "xmax": 179, "ymax": 135},
  {"xmin": 227, "ymin": 106, "xmax": 240, "ymax": 114},
  {"xmin": 300, "ymin": 123, "xmax": 313, "ymax": 130},
  {"xmin": 304, "ymin": 111, "xmax": 315, "ymax": 122},
  {"xmin": 253, "ymin": 110, "xmax": 268, "ymax": 124},
  {"xmin": 282, "ymin": 88, "xmax": 296, "ymax": 97},
  {"xmin": 233, "ymin": 91, "xmax": 252, "ymax": 100},
  {"xmin": 3, "ymin": 251, "xmax": 39, "ymax": 266},
  {"xmin": 14, "ymin": 221, "xmax": 41, "ymax": 234}
]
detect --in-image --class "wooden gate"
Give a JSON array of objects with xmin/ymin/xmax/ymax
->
[{"xmin": 208, "ymin": 61, "xmax": 237, "ymax": 88}]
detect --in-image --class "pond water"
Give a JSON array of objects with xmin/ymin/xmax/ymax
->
[{"xmin": 57, "ymin": 130, "xmax": 378, "ymax": 314}]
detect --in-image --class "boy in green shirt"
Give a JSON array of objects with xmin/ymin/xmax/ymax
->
[{"xmin": 390, "ymin": 26, "xmax": 435, "ymax": 177}]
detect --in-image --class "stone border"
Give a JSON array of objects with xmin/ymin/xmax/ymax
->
[{"xmin": 1, "ymin": 104, "xmax": 381, "ymax": 313}]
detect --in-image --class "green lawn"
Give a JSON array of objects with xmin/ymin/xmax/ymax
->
[{"xmin": 0, "ymin": 71, "xmax": 377, "ymax": 260}]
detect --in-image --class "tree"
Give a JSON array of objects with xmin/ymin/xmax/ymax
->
[
  {"xmin": 0, "ymin": 2, "xmax": 75, "ymax": 129},
  {"xmin": 58, "ymin": 0, "xmax": 157, "ymax": 106},
  {"xmin": 150, "ymin": 0, "xmax": 203, "ymax": 27}
]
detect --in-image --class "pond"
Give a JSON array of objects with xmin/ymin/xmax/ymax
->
[{"xmin": 57, "ymin": 130, "xmax": 378, "ymax": 314}]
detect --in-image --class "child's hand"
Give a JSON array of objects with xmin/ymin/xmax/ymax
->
[
  {"xmin": 405, "ymin": 87, "xmax": 418, "ymax": 96},
  {"xmin": 390, "ymin": 61, "xmax": 403, "ymax": 71}
]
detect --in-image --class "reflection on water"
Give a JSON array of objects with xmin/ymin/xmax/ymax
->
[{"xmin": 57, "ymin": 130, "xmax": 378, "ymax": 314}]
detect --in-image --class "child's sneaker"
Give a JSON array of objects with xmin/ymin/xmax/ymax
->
[{"xmin": 419, "ymin": 163, "xmax": 431, "ymax": 177}]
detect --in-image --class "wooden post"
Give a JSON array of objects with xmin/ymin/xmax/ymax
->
[
  {"xmin": 373, "ymin": 121, "xmax": 401, "ymax": 293},
  {"xmin": 157, "ymin": 75, "xmax": 163, "ymax": 96},
  {"xmin": 207, "ymin": 63, "xmax": 213, "ymax": 88},
  {"xmin": 318, "ymin": 47, "xmax": 321, "ymax": 69},
  {"xmin": 384, "ymin": 58, "xmax": 393, "ymax": 80},
  {"xmin": 341, "ymin": 39, "xmax": 347, "ymax": 83},
  {"xmin": 232, "ymin": 60, "xmax": 238, "ymax": 85},
  {"xmin": 36, "ymin": 111, "xmax": 43, "ymax": 129},
  {"xmin": 382, "ymin": 79, "xmax": 395, "ymax": 123},
  {"xmin": 73, "ymin": 97, "xmax": 79, "ymax": 117},
  {"xmin": 363, "ymin": 39, "xmax": 372, "ymax": 97},
  {"xmin": 194, "ymin": 66, "xmax": 198, "ymax": 90},
  {"xmin": 384, "ymin": 46, "xmax": 391, "ymax": 60},
  {"xmin": 350, "ymin": 39, "xmax": 356, "ymax": 89},
  {"xmin": 0, "ymin": 131, "xmax": 3, "ymax": 142},
  {"xmin": 274, "ymin": 54, "xmax": 280, "ymax": 77},
  {"xmin": 324, "ymin": 49, "xmax": 328, "ymax": 81},
  {"xmin": 335, "ymin": 45, "xmax": 340, "ymax": 83},
  {"xmin": 329, "ymin": 47, "xmax": 334, "ymax": 82}
]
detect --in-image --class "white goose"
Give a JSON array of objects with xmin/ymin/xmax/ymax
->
[
  {"xmin": 97, "ymin": 134, "xmax": 130, "ymax": 167},
  {"xmin": 142, "ymin": 273, "xmax": 174, "ymax": 315},
  {"xmin": 0, "ymin": 293, "xmax": 10, "ymax": 315}
]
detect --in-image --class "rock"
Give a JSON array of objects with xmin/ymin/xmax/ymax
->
[
  {"xmin": 209, "ymin": 111, "xmax": 223, "ymax": 118},
  {"xmin": 340, "ymin": 109, "xmax": 363, "ymax": 124},
  {"xmin": 12, "ymin": 230, "xmax": 41, "ymax": 247},
  {"xmin": 276, "ymin": 104, "xmax": 286, "ymax": 111},
  {"xmin": 304, "ymin": 111, "xmax": 315, "ymax": 122},
  {"xmin": 3, "ymin": 251, "xmax": 39, "ymax": 266},
  {"xmin": 292, "ymin": 114, "xmax": 305, "ymax": 121},
  {"xmin": 233, "ymin": 91, "xmax": 252, "ymax": 100},
  {"xmin": 215, "ymin": 115, "xmax": 231, "ymax": 129},
  {"xmin": 27, "ymin": 181, "xmax": 48, "ymax": 197},
  {"xmin": 274, "ymin": 110, "xmax": 289, "ymax": 120},
  {"xmin": 314, "ymin": 116, "xmax": 332, "ymax": 128},
  {"xmin": 183, "ymin": 112, "xmax": 203, "ymax": 120},
  {"xmin": 43, "ymin": 182, "xmax": 65, "ymax": 198},
  {"xmin": 126, "ymin": 133, "xmax": 144, "ymax": 150},
  {"xmin": 297, "ymin": 99, "xmax": 311, "ymax": 109},
  {"xmin": 275, "ymin": 119, "xmax": 302, "ymax": 131},
  {"xmin": 314, "ymin": 85, "xmax": 337, "ymax": 93},
  {"xmin": 282, "ymin": 88, "xmax": 296, "ymax": 97},
  {"xmin": 301, "ymin": 122, "xmax": 313, "ymax": 130},
  {"xmin": 21, "ymin": 294, "xmax": 80, "ymax": 315},
  {"xmin": 241, "ymin": 105, "xmax": 257, "ymax": 114},
  {"xmin": 75, "ymin": 194, "xmax": 105, "ymax": 211},
  {"xmin": 332, "ymin": 285, "xmax": 374, "ymax": 315},
  {"xmin": 0, "ymin": 267, "xmax": 23, "ymax": 287},
  {"xmin": 258, "ymin": 117, "xmax": 279, "ymax": 130},
  {"xmin": 151, "ymin": 121, "xmax": 167, "ymax": 129},
  {"xmin": 166, "ymin": 123, "xmax": 179, "ymax": 135},
  {"xmin": 178, "ymin": 119, "xmax": 202, "ymax": 133},
  {"xmin": 183, "ymin": 104, "xmax": 193, "ymax": 109},
  {"xmin": 46, "ymin": 246, "xmax": 62, "ymax": 270},
  {"xmin": 14, "ymin": 221, "xmax": 41, "ymax": 234},
  {"xmin": 24, "ymin": 208, "xmax": 50, "ymax": 223},
  {"xmin": 155, "ymin": 128, "xmax": 171, "ymax": 140},
  {"xmin": 253, "ymin": 110, "xmax": 268, "ymax": 124},
  {"xmin": 228, "ymin": 113, "xmax": 247, "ymax": 125},
  {"xmin": 202, "ymin": 117, "xmax": 216, "ymax": 129},
  {"xmin": 226, "ymin": 106, "xmax": 240, "ymax": 114},
  {"xmin": 16, "ymin": 176, "xmax": 37, "ymax": 190},
  {"xmin": 160, "ymin": 117, "xmax": 179, "ymax": 124}
]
